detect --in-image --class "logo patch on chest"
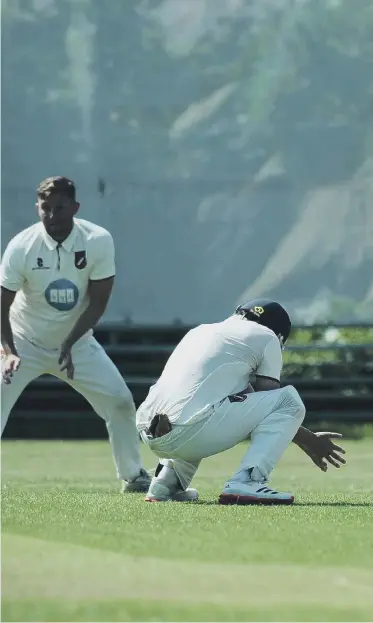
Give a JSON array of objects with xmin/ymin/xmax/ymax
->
[
  {"xmin": 74, "ymin": 250, "xmax": 87, "ymax": 270},
  {"xmin": 32, "ymin": 257, "xmax": 50, "ymax": 270},
  {"xmin": 45, "ymin": 279, "xmax": 79, "ymax": 311}
]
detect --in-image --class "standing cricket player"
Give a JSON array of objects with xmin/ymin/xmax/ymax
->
[
  {"xmin": 137, "ymin": 299, "xmax": 346, "ymax": 504},
  {"xmin": 1, "ymin": 176, "xmax": 151, "ymax": 493}
]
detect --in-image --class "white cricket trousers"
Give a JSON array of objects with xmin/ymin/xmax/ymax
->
[
  {"xmin": 1, "ymin": 334, "xmax": 143, "ymax": 482},
  {"xmin": 144, "ymin": 386, "xmax": 305, "ymax": 490}
]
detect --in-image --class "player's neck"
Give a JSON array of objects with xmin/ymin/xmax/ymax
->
[{"xmin": 46, "ymin": 223, "xmax": 74, "ymax": 243}]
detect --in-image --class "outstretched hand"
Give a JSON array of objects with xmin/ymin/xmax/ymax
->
[{"xmin": 298, "ymin": 431, "xmax": 346, "ymax": 472}]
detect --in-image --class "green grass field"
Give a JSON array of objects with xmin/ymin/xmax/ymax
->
[{"xmin": 1, "ymin": 438, "xmax": 373, "ymax": 622}]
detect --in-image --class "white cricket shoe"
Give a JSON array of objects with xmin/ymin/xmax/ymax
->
[
  {"xmin": 122, "ymin": 469, "xmax": 152, "ymax": 493},
  {"xmin": 219, "ymin": 480, "xmax": 294, "ymax": 505},
  {"xmin": 145, "ymin": 481, "xmax": 199, "ymax": 503}
]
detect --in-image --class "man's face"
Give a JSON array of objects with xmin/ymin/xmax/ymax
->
[{"xmin": 37, "ymin": 192, "xmax": 79, "ymax": 241}]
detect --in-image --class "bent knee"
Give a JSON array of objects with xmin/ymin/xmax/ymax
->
[{"xmin": 281, "ymin": 385, "xmax": 306, "ymax": 421}]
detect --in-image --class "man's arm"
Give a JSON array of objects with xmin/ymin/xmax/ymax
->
[
  {"xmin": 293, "ymin": 426, "xmax": 312, "ymax": 447},
  {"xmin": 1, "ymin": 287, "xmax": 18, "ymax": 356},
  {"xmin": 1, "ymin": 286, "xmax": 21, "ymax": 383},
  {"xmin": 59, "ymin": 231, "xmax": 116, "ymax": 379},
  {"xmin": 253, "ymin": 336, "xmax": 346, "ymax": 471},
  {"xmin": 58, "ymin": 277, "xmax": 114, "ymax": 379},
  {"xmin": 254, "ymin": 336, "xmax": 283, "ymax": 392},
  {"xmin": 255, "ymin": 376, "xmax": 280, "ymax": 392},
  {"xmin": 1, "ymin": 237, "xmax": 26, "ymax": 382},
  {"xmin": 61, "ymin": 277, "xmax": 114, "ymax": 349},
  {"xmin": 254, "ymin": 383, "xmax": 347, "ymax": 470},
  {"xmin": 1, "ymin": 237, "xmax": 24, "ymax": 357},
  {"xmin": 61, "ymin": 229, "xmax": 116, "ymax": 350}
]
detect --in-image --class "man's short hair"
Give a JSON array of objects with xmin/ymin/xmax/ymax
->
[{"xmin": 37, "ymin": 176, "xmax": 76, "ymax": 201}]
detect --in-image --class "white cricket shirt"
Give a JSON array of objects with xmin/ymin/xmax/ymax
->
[
  {"xmin": 136, "ymin": 315, "xmax": 283, "ymax": 429},
  {"xmin": 1, "ymin": 219, "xmax": 115, "ymax": 349}
]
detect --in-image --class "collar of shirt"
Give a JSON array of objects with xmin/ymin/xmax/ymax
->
[{"xmin": 39, "ymin": 222, "xmax": 78, "ymax": 252}]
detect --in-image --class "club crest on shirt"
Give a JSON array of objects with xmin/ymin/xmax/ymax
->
[
  {"xmin": 74, "ymin": 250, "xmax": 87, "ymax": 270},
  {"xmin": 45, "ymin": 279, "xmax": 79, "ymax": 311},
  {"xmin": 32, "ymin": 257, "xmax": 50, "ymax": 270}
]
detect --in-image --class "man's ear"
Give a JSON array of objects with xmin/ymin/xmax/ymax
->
[{"xmin": 73, "ymin": 202, "xmax": 80, "ymax": 215}]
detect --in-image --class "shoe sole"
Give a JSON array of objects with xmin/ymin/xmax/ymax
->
[
  {"xmin": 123, "ymin": 483, "xmax": 151, "ymax": 493},
  {"xmin": 144, "ymin": 496, "xmax": 198, "ymax": 503},
  {"xmin": 219, "ymin": 493, "xmax": 294, "ymax": 505}
]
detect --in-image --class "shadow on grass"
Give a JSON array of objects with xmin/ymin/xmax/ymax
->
[
  {"xmin": 295, "ymin": 501, "xmax": 373, "ymax": 507},
  {"xmin": 196, "ymin": 501, "xmax": 373, "ymax": 507}
]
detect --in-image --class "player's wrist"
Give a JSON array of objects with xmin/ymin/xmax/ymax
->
[
  {"xmin": 60, "ymin": 337, "xmax": 74, "ymax": 351},
  {"xmin": 2, "ymin": 343, "xmax": 18, "ymax": 357},
  {"xmin": 293, "ymin": 425, "xmax": 314, "ymax": 447}
]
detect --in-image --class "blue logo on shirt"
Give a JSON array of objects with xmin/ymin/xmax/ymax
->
[{"xmin": 45, "ymin": 279, "xmax": 79, "ymax": 311}]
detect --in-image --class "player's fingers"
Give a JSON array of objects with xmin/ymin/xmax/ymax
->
[
  {"xmin": 4, "ymin": 367, "xmax": 15, "ymax": 379},
  {"xmin": 316, "ymin": 456, "xmax": 328, "ymax": 471},
  {"xmin": 67, "ymin": 362, "xmax": 74, "ymax": 380},
  {"xmin": 2, "ymin": 368, "xmax": 13, "ymax": 383},
  {"xmin": 8, "ymin": 360, "xmax": 20, "ymax": 373},
  {"xmin": 326, "ymin": 455, "xmax": 340, "ymax": 468},
  {"xmin": 323, "ymin": 432, "xmax": 343, "ymax": 439},
  {"xmin": 332, "ymin": 444, "xmax": 346, "ymax": 454},
  {"xmin": 331, "ymin": 451, "xmax": 346, "ymax": 464}
]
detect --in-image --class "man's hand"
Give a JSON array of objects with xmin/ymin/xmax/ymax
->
[
  {"xmin": 58, "ymin": 342, "xmax": 74, "ymax": 380},
  {"xmin": 296, "ymin": 430, "xmax": 346, "ymax": 471},
  {"xmin": 147, "ymin": 414, "xmax": 172, "ymax": 438},
  {"xmin": 1, "ymin": 353, "xmax": 21, "ymax": 384}
]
